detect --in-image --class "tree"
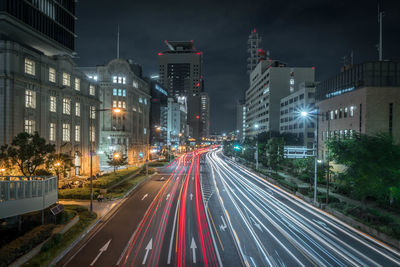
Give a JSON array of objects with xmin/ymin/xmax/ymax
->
[
  {"xmin": 107, "ymin": 153, "xmax": 128, "ymax": 173},
  {"xmin": 2, "ymin": 132, "xmax": 55, "ymax": 177},
  {"xmin": 266, "ymin": 137, "xmax": 285, "ymax": 173},
  {"xmin": 48, "ymin": 153, "xmax": 74, "ymax": 179},
  {"xmin": 327, "ymin": 133, "xmax": 400, "ymax": 209}
]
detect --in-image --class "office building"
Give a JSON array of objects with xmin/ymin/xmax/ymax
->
[
  {"xmin": 149, "ymin": 81, "xmax": 168, "ymax": 146},
  {"xmin": 245, "ymin": 59, "xmax": 315, "ymax": 138},
  {"xmin": 236, "ymin": 100, "xmax": 246, "ymax": 141},
  {"xmin": 80, "ymin": 59, "xmax": 150, "ymax": 168},
  {"xmin": 247, "ymin": 29, "xmax": 263, "ymax": 74},
  {"xmin": 187, "ymin": 92, "xmax": 210, "ymax": 140},
  {"xmin": 164, "ymin": 97, "xmax": 188, "ymax": 146},
  {"xmin": 316, "ymin": 61, "xmax": 400, "ymax": 160},
  {"xmin": 279, "ymin": 81, "xmax": 317, "ymax": 147},
  {"xmin": 158, "ymin": 40, "xmax": 203, "ymax": 97},
  {"xmin": 0, "ymin": 0, "xmax": 100, "ymax": 176}
]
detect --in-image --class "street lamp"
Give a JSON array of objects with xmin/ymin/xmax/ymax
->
[
  {"xmin": 254, "ymin": 124, "xmax": 259, "ymax": 170},
  {"xmin": 89, "ymin": 107, "xmax": 125, "ymax": 214},
  {"xmin": 300, "ymin": 109, "xmax": 330, "ymax": 204}
]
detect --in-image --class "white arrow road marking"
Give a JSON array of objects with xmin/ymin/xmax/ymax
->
[
  {"xmin": 141, "ymin": 194, "xmax": 148, "ymax": 201},
  {"xmin": 219, "ymin": 216, "xmax": 227, "ymax": 232},
  {"xmin": 190, "ymin": 238, "xmax": 197, "ymax": 263},
  {"xmin": 166, "ymin": 194, "xmax": 170, "ymax": 200},
  {"xmin": 250, "ymin": 217, "xmax": 263, "ymax": 232},
  {"xmin": 160, "ymin": 177, "xmax": 165, "ymax": 181},
  {"xmin": 190, "ymin": 193, "xmax": 193, "ymax": 200},
  {"xmin": 142, "ymin": 239, "xmax": 152, "ymax": 265},
  {"xmin": 90, "ymin": 239, "xmax": 111, "ymax": 266}
]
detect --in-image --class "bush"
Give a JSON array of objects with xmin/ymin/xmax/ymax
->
[
  {"xmin": 317, "ymin": 194, "xmax": 340, "ymax": 204},
  {"xmin": 0, "ymin": 224, "xmax": 55, "ymax": 266},
  {"xmin": 332, "ymin": 183, "xmax": 352, "ymax": 196},
  {"xmin": 148, "ymin": 160, "xmax": 168, "ymax": 167},
  {"xmin": 276, "ymin": 179, "xmax": 298, "ymax": 192},
  {"xmin": 41, "ymin": 233, "xmax": 63, "ymax": 252},
  {"xmin": 91, "ymin": 167, "xmax": 139, "ymax": 188}
]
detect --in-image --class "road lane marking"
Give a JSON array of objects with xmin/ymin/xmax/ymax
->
[
  {"xmin": 141, "ymin": 194, "xmax": 149, "ymax": 200},
  {"xmin": 90, "ymin": 239, "xmax": 111, "ymax": 266},
  {"xmin": 190, "ymin": 193, "xmax": 193, "ymax": 200},
  {"xmin": 250, "ymin": 217, "xmax": 263, "ymax": 232},
  {"xmin": 190, "ymin": 238, "xmax": 197, "ymax": 263},
  {"xmin": 166, "ymin": 193, "xmax": 170, "ymax": 200},
  {"xmin": 207, "ymin": 206, "xmax": 225, "ymax": 251},
  {"xmin": 160, "ymin": 177, "xmax": 165, "ymax": 181},
  {"xmin": 142, "ymin": 239, "xmax": 152, "ymax": 265},
  {"xmin": 219, "ymin": 216, "xmax": 227, "ymax": 232}
]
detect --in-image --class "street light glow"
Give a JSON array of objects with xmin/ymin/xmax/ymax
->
[
  {"xmin": 113, "ymin": 108, "xmax": 122, "ymax": 113},
  {"xmin": 300, "ymin": 111, "xmax": 308, "ymax": 117},
  {"xmin": 113, "ymin": 153, "xmax": 121, "ymax": 159},
  {"xmin": 254, "ymin": 124, "xmax": 259, "ymax": 129}
]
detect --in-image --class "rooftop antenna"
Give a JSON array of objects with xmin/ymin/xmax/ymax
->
[
  {"xmin": 117, "ymin": 25, "xmax": 120, "ymax": 59},
  {"xmin": 378, "ymin": 0, "xmax": 383, "ymax": 61}
]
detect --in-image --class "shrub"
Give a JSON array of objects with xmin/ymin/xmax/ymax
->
[
  {"xmin": 0, "ymin": 224, "xmax": 55, "ymax": 266},
  {"xmin": 41, "ymin": 233, "xmax": 63, "ymax": 252},
  {"xmin": 276, "ymin": 179, "xmax": 298, "ymax": 192}
]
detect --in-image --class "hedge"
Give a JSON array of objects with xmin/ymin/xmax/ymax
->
[{"xmin": 0, "ymin": 224, "xmax": 55, "ymax": 267}]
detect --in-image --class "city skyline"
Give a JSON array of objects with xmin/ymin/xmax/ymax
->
[{"xmin": 74, "ymin": 0, "xmax": 400, "ymax": 133}]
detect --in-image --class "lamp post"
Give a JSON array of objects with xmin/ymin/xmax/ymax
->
[
  {"xmin": 300, "ymin": 109, "xmax": 330, "ymax": 204},
  {"xmin": 254, "ymin": 124, "xmax": 259, "ymax": 170},
  {"xmin": 89, "ymin": 107, "xmax": 123, "ymax": 214}
]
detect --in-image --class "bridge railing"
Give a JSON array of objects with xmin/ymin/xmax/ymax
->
[{"xmin": 0, "ymin": 176, "xmax": 58, "ymax": 219}]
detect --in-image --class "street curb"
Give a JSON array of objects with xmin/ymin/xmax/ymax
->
[
  {"xmin": 50, "ymin": 172, "xmax": 157, "ymax": 266},
  {"xmin": 227, "ymin": 154, "xmax": 400, "ymax": 253}
]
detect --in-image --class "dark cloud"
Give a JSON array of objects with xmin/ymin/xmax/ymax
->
[{"xmin": 75, "ymin": 0, "xmax": 400, "ymax": 133}]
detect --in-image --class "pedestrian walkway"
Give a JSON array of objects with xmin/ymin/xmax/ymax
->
[{"xmin": 59, "ymin": 199, "xmax": 122, "ymax": 218}]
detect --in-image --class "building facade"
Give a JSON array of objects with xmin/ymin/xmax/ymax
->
[
  {"xmin": 279, "ymin": 81, "xmax": 317, "ymax": 147},
  {"xmin": 245, "ymin": 59, "xmax": 315, "ymax": 138},
  {"xmin": 158, "ymin": 40, "xmax": 203, "ymax": 97},
  {"xmin": 247, "ymin": 29, "xmax": 262, "ymax": 74},
  {"xmin": 80, "ymin": 59, "xmax": 150, "ymax": 168},
  {"xmin": 0, "ymin": 0, "xmax": 100, "ymax": 176},
  {"xmin": 316, "ymin": 61, "xmax": 400, "ymax": 160},
  {"xmin": 235, "ymin": 100, "xmax": 246, "ymax": 141},
  {"xmin": 149, "ymin": 80, "xmax": 168, "ymax": 146}
]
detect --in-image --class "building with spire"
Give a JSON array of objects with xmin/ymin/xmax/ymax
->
[{"xmin": 247, "ymin": 29, "xmax": 262, "ymax": 74}]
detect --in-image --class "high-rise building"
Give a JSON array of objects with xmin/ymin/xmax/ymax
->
[
  {"xmin": 0, "ymin": 0, "xmax": 100, "ymax": 176},
  {"xmin": 0, "ymin": 0, "xmax": 76, "ymax": 56},
  {"xmin": 165, "ymin": 97, "xmax": 188, "ymax": 146},
  {"xmin": 236, "ymin": 100, "xmax": 246, "ymax": 141},
  {"xmin": 149, "ymin": 80, "xmax": 168, "ymax": 146},
  {"xmin": 279, "ymin": 81, "xmax": 317, "ymax": 147},
  {"xmin": 245, "ymin": 59, "xmax": 315, "ymax": 138},
  {"xmin": 247, "ymin": 29, "xmax": 262, "ymax": 74},
  {"xmin": 158, "ymin": 40, "xmax": 209, "ymax": 141},
  {"xmin": 316, "ymin": 61, "xmax": 400, "ymax": 161},
  {"xmin": 80, "ymin": 59, "xmax": 150, "ymax": 168},
  {"xmin": 158, "ymin": 40, "xmax": 203, "ymax": 97}
]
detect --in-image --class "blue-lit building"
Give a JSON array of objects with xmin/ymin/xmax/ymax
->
[{"xmin": 149, "ymin": 80, "xmax": 168, "ymax": 146}]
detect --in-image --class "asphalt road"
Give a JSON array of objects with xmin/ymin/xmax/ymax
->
[
  {"xmin": 57, "ymin": 148, "xmax": 400, "ymax": 267},
  {"xmin": 205, "ymin": 149, "xmax": 400, "ymax": 267}
]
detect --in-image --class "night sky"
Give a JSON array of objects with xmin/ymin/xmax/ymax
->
[{"xmin": 75, "ymin": 0, "xmax": 400, "ymax": 134}]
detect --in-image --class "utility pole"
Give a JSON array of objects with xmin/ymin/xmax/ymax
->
[{"xmin": 378, "ymin": 1, "xmax": 383, "ymax": 61}]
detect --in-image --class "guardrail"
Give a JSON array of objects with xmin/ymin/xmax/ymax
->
[{"xmin": 0, "ymin": 176, "xmax": 58, "ymax": 219}]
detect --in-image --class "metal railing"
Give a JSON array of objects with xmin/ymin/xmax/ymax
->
[{"xmin": 0, "ymin": 176, "xmax": 58, "ymax": 219}]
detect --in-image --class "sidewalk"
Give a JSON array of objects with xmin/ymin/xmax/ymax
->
[{"xmin": 59, "ymin": 199, "xmax": 122, "ymax": 218}]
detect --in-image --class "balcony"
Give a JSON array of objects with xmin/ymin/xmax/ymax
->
[{"xmin": 0, "ymin": 176, "xmax": 58, "ymax": 219}]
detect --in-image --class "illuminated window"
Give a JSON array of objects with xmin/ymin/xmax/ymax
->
[
  {"xmin": 123, "ymin": 89, "xmax": 126, "ymax": 97},
  {"xmin": 49, "ymin": 67, "xmax": 56, "ymax": 82},
  {"xmin": 75, "ymin": 77, "xmax": 80, "ymax": 91},
  {"xmin": 122, "ymin": 101, "xmax": 126, "ymax": 109},
  {"xmin": 25, "ymin": 120, "xmax": 35, "ymax": 134},
  {"xmin": 63, "ymin": 98, "xmax": 71, "ymax": 114},
  {"xmin": 49, "ymin": 123, "xmax": 56, "ymax": 141},
  {"xmin": 75, "ymin": 102, "xmax": 81, "ymax": 117},
  {"xmin": 133, "ymin": 80, "xmax": 138, "ymax": 88},
  {"xmin": 62, "ymin": 123, "xmax": 70, "ymax": 141},
  {"xmin": 90, "ymin": 106, "xmax": 96, "ymax": 119},
  {"xmin": 113, "ymin": 88, "xmax": 117, "ymax": 96},
  {"xmin": 122, "ymin": 77, "xmax": 126, "ymax": 84},
  {"xmin": 75, "ymin": 125, "xmax": 80, "ymax": 142},
  {"xmin": 344, "ymin": 107, "xmax": 348, "ymax": 118},
  {"xmin": 24, "ymin": 58, "xmax": 35, "ymax": 76},
  {"xmin": 62, "ymin": 72, "xmax": 71, "ymax": 86},
  {"xmin": 350, "ymin": 106, "xmax": 355, "ymax": 117},
  {"xmin": 118, "ymin": 89, "xmax": 122, "ymax": 96},
  {"xmin": 113, "ymin": 100, "xmax": 117, "ymax": 107},
  {"xmin": 118, "ymin": 77, "xmax": 122, "ymax": 84},
  {"xmin": 144, "ymin": 99, "xmax": 147, "ymax": 105},
  {"xmin": 90, "ymin": 126, "xmax": 95, "ymax": 142},
  {"xmin": 25, "ymin": 90, "xmax": 36, "ymax": 108},
  {"xmin": 50, "ymin": 96, "xmax": 56, "ymax": 112},
  {"xmin": 113, "ymin": 76, "xmax": 118, "ymax": 83},
  {"xmin": 139, "ymin": 97, "xmax": 143, "ymax": 103},
  {"xmin": 89, "ymin": 85, "xmax": 95, "ymax": 96}
]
